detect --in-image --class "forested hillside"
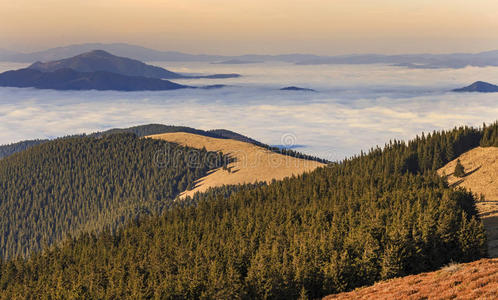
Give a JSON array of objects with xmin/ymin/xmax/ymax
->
[
  {"xmin": 0, "ymin": 133, "xmax": 225, "ymax": 259},
  {"xmin": 1, "ymin": 122, "xmax": 496, "ymax": 299}
]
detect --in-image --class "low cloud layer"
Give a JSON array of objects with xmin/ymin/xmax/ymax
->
[{"xmin": 1, "ymin": 62, "xmax": 498, "ymax": 160}]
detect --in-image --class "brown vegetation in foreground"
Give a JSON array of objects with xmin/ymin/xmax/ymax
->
[
  {"xmin": 148, "ymin": 132, "xmax": 325, "ymax": 198},
  {"xmin": 324, "ymin": 258, "xmax": 498, "ymax": 300},
  {"xmin": 438, "ymin": 146, "xmax": 498, "ymax": 257}
]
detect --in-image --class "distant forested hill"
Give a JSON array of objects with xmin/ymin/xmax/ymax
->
[
  {"xmin": 0, "ymin": 139, "xmax": 48, "ymax": 159},
  {"xmin": 1, "ymin": 122, "xmax": 497, "ymax": 298},
  {"xmin": 0, "ymin": 124, "xmax": 328, "ymax": 162},
  {"xmin": 95, "ymin": 124, "xmax": 221, "ymax": 139},
  {"xmin": 0, "ymin": 133, "xmax": 225, "ymax": 259}
]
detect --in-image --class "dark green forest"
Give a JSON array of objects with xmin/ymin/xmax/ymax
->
[
  {"xmin": 1, "ymin": 122, "xmax": 497, "ymax": 298},
  {"xmin": 0, "ymin": 133, "xmax": 225, "ymax": 259}
]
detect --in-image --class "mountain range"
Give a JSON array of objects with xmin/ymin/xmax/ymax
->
[
  {"xmin": 2, "ymin": 43, "xmax": 498, "ymax": 69},
  {"xmin": 0, "ymin": 43, "xmax": 320, "ymax": 64},
  {"xmin": 295, "ymin": 51, "xmax": 498, "ymax": 68}
]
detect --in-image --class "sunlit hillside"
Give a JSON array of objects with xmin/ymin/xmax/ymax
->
[
  {"xmin": 438, "ymin": 147, "xmax": 498, "ymax": 257},
  {"xmin": 148, "ymin": 132, "xmax": 325, "ymax": 198}
]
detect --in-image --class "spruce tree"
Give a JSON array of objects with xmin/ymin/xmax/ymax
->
[{"xmin": 454, "ymin": 159, "xmax": 465, "ymax": 177}]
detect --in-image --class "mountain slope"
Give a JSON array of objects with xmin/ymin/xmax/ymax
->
[
  {"xmin": 438, "ymin": 147, "xmax": 498, "ymax": 257},
  {"xmin": 0, "ymin": 133, "xmax": 225, "ymax": 258},
  {"xmin": 325, "ymin": 259, "xmax": 498, "ymax": 299},
  {"xmin": 0, "ymin": 68, "xmax": 188, "ymax": 91},
  {"xmin": 148, "ymin": 132, "xmax": 325, "ymax": 198}
]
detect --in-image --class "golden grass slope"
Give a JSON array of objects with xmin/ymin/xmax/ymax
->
[
  {"xmin": 147, "ymin": 132, "xmax": 325, "ymax": 198},
  {"xmin": 324, "ymin": 258, "xmax": 498, "ymax": 300},
  {"xmin": 438, "ymin": 147, "xmax": 498, "ymax": 258}
]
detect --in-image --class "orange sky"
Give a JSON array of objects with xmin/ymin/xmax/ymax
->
[{"xmin": 1, "ymin": 0, "xmax": 498, "ymax": 54}]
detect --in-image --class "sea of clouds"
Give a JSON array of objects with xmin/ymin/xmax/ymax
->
[{"xmin": 1, "ymin": 61, "xmax": 498, "ymax": 160}]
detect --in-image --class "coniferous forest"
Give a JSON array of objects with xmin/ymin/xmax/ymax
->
[
  {"xmin": 0, "ymin": 133, "xmax": 225, "ymax": 259},
  {"xmin": 0, "ymin": 122, "xmax": 497, "ymax": 298}
]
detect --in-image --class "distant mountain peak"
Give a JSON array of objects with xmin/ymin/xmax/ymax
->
[
  {"xmin": 453, "ymin": 81, "xmax": 498, "ymax": 93},
  {"xmin": 280, "ymin": 86, "xmax": 316, "ymax": 92},
  {"xmin": 27, "ymin": 50, "xmax": 182, "ymax": 79}
]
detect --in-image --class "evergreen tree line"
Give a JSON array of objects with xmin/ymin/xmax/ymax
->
[
  {"xmin": 0, "ymin": 122, "xmax": 494, "ymax": 299},
  {"xmin": 0, "ymin": 139, "xmax": 48, "ymax": 159},
  {"xmin": 358, "ymin": 121, "xmax": 498, "ymax": 176},
  {"xmin": 0, "ymin": 124, "xmax": 328, "ymax": 163},
  {"xmin": 480, "ymin": 122, "xmax": 498, "ymax": 147},
  {"xmin": 0, "ymin": 133, "xmax": 226, "ymax": 259}
]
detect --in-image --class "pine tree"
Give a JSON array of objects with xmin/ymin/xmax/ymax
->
[{"xmin": 454, "ymin": 159, "xmax": 465, "ymax": 177}]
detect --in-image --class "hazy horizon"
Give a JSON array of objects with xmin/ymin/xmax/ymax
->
[
  {"xmin": 2, "ymin": 1, "xmax": 498, "ymax": 55},
  {"xmin": 3, "ymin": 41, "xmax": 498, "ymax": 57}
]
